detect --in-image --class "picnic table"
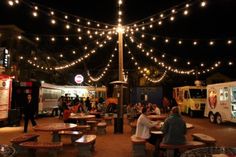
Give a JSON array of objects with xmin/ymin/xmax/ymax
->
[{"xmin": 33, "ymin": 123, "xmax": 77, "ymax": 142}]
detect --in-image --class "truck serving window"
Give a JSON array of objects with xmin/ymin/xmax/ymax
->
[
  {"xmin": 232, "ymin": 87, "xmax": 236, "ymax": 102},
  {"xmin": 189, "ymin": 89, "xmax": 206, "ymax": 98}
]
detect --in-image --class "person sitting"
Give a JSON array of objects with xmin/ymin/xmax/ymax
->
[
  {"xmin": 160, "ymin": 106, "xmax": 187, "ymax": 156},
  {"xmin": 63, "ymin": 105, "xmax": 72, "ymax": 123},
  {"xmin": 135, "ymin": 106, "xmax": 160, "ymax": 154},
  {"xmin": 152, "ymin": 104, "xmax": 161, "ymax": 115}
]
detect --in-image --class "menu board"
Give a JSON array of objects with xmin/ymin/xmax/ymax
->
[{"xmin": 0, "ymin": 75, "xmax": 12, "ymax": 120}]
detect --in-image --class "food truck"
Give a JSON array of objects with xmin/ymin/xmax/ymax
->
[
  {"xmin": 173, "ymin": 85, "xmax": 206, "ymax": 117},
  {"xmin": 204, "ymin": 81, "xmax": 236, "ymax": 124},
  {"xmin": 12, "ymin": 81, "xmax": 107, "ymax": 116},
  {"xmin": 0, "ymin": 74, "xmax": 12, "ymax": 122}
]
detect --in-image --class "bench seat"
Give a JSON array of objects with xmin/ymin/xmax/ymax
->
[
  {"xmin": 104, "ymin": 116, "xmax": 113, "ymax": 125},
  {"xmin": 97, "ymin": 122, "xmax": 107, "ymax": 135},
  {"xmin": 10, "ymin": 134, "xmax": 40, "ymax": 153},
  {"xmin": 192, "ymin": 133, "xmax": 216, "ymax": 146},
  {"xmin": 130, "ymin": 135, "xmax": 146, "ymax": 157},
  {"xmin": 58, "ymin": 130, "xmax": 83, "ymax": 143},
  {"xmin": 75, "ymin": 135, "xmax": 97, "ymax": 157},
  {"xmin": 160, "ymin": 141, "xmax": 205, "ymax": 157},
  {"xmin": 11, "ymin": 134, "xmax": 40, "ymax": 144},
  {"xmin": 19, "ymin": 141, "xmax": 63, "ymax": 157}
]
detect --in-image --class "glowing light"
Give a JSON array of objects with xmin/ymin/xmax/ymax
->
[
  {"xmin": 35, "ymin": 37, "xmax": 40, "ymax": 41},
  {"xmin": 183, "ymin": 10, "xmax": 189, "ymax": 15},
  {"xmin": 193, "ymin": 41, "xmax": 198, "ymax": 45},
  {"xmin": 209, "ymin": 41, "xmax": 214, "ymax": 46},
  {"xmin": 65, "ymin": 24, "xmax": 70, "ymax": 29},
  {"xmin": 116, "ymin": 26, "xmax": 124, "ymax": 33},
  {"xmin": 170, "ymin": 16, "xmax": 175, "ymax": 21},
  {"xmin": 32, "ymin": 11, "xmax": 38, "ymax": 17},
  {"xmin": 201, "ymin": 1, "xmax": 207, "ymax": 7},
  {"xmin": 227, "ymin": 40, "xmax": 232, "ymax": 45},
  {"xmin": 8, "ymin": 1, "xmax": 14, "ymax": 6},
  {"xmin": 17, "ymin": 35, "xmax": 22, "ymax": 40},
  {"xmin": 51, "ymin": 19, "xmax": 56, "ymax": 24}
]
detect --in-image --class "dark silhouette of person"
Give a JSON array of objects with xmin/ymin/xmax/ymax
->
[
  {"xmin": 23, "ymin": 94, "xmax": 37, "ymax": 133},
  {"xmin": 85, "ymin": 97, "xmax": 91, "ymax": 111}
]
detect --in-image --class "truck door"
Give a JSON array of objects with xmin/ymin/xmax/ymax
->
[
  {"xmin": 183, "ymin": 90, "xmax": 190, "ymax": 113},
  {"xmin": 217, "ymin": 87, "xmax": 230, "ymax": 123}
]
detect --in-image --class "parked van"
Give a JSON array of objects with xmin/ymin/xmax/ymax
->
[
  {"xmin": 204, "ymin": 81, "xmax": 236, "ymax": 124},
  {"xmin": 173, "ymin": 86, "xmax": 206, "ymax": 117}
]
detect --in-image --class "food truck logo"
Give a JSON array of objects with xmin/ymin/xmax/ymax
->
[
  {"xmin": 208, "ymin": 88, "xmax": 217, "ymax": 109},
  {"xmin": 74, "ymin": 74, "xmax": 84, "ymax": 84}
]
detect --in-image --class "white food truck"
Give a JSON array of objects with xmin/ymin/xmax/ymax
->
[
  {"xmin": 204, "ymin": 81, "xmax": 236, "ymax": 124},
  {"xmin": 173, "ymin": 85, "xmax": 206, "ymax": 117}
]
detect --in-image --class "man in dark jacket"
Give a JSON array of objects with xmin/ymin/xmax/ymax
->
[
  {"xmin": 161, "ymin": 106, "xmax": 187, "ymax": 156},
  {"xmin": 23, "ymin": 94, "xmax": 37, "ymax": 133}
]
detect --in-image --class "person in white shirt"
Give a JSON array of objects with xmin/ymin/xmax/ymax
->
[
  {"xmin": 135, "ymin": 106, "xmax": 160, "ymax": 145},
  {"xmin": 152, "ymin": 104, "xmax": 161, "ymax": 115}
]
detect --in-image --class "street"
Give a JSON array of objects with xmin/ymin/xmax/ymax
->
[{"xmin": 183, "ymin": 115, "xmax": 236, "ymax": 147}]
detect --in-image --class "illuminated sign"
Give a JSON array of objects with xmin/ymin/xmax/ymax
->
[{"xmin": 74, "ymin": 74, "xmax": 84, "ymax": 84}]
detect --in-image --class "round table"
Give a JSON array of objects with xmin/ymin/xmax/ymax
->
[
  {"xmin": 181, "ymin": 147, "xmax": 236, "ymax": 157},
  {"xmin": 157, "ymin": 122, "xmax": 194, "ymax": 130},
  {"xmin": 33, "ymin": 123, "xmax": 77, "ymax": 142},
  {"xmin": 147, "ymin": 114, "xmax": 167, "ymax": 121},
  {"xmin": 0, "ymin": 144, "xmax": 15, "ymax": 157},
  {"xmin": 69, "ymin": 113, "xmax": 95, "ymax": 124}
]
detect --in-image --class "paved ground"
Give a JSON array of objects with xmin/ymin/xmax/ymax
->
[{"xmin": 1, "ymin": 115, "xmax": 236, "ymax": 157}]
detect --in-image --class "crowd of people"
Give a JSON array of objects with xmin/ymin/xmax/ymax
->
[{"xmin": 57, "ymin": 94, "xmax": 105, "ymax": 123}]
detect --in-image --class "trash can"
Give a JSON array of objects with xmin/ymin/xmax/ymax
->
[{"xmin": 114, "ymin": 113, "xmax": 123, "ymax": 133}]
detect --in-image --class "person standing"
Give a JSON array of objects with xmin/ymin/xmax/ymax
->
[{"xmin": 23, "ymin": 94, "xmax": 37, "ymax": 133}]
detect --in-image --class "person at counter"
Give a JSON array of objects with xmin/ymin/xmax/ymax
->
[
  {"xmin": 161, "ymin": 106, "xmax": 187, "ymax": 156},
  {"xmin": 135, "ymin": 106, "xmax": 160, "ymax": 152}
]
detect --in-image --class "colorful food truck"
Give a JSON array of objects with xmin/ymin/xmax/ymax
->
[
  {"xmin": 173, "ymin": 85, "xmax": 206, "ymax": 117},
  {"xmin": 204, "ymin": 81, "xmax": 236, "ymax": 124}
]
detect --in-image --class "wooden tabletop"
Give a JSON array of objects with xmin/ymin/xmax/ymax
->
[
  {"xmin": 33, "ymin": 123, "xmax": 77, "ymax": 132},
  {"xmin": 147, "ymin": 114, "xmax": 167, "ymax": 121},
  {"xmin": 156, "ymin": 122, "xmax": 194, "ymax": 130},
  {"xmin": 69, "ymin": 113, "xmax": 95, "ymax": 120}
]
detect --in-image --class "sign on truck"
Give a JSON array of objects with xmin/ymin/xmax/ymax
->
[
  {"xmin": 204, "ymin": 81, "xmax": 236, "ymax": 124},
  {"xmin": 173, "ymin": 86, "xmax": 206, "ymax": 117}
]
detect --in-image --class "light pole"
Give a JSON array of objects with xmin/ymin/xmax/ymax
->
[{"xmin": 111, "ymin": 26, "xmax": 125, "ymax": 134}]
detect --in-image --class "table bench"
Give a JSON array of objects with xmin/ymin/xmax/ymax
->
[
  {"xmin": 75, "ymin": 125, "xmax": 91, "ymax": 133},
  {"xmin": 97, "ymin": 122, "xmax": 107, "ymax": 135},
  {"xmin": 130, "ymin": 135, "xmax": 146, "ymax": 157},
  {"xmin": 86, "ymin": 120, "xmax": 98, "ymax": 131},
  {"xmin": 58, "ymin": 130, "xmax": 83, "ymax": 143},
  {"xmin": 104, "ymin": 116, "xmax": 113, "ymax": 125},
  {"xmin": 75, "ymin": 135, "xmax": 97, "ymax": 157},
  {"xmin": 160, "ymin": 141, "xmax": 205, "ymax": 157},
  {"xmin": 10, "ymin": 134, "xmax": 40, "ymax": 153},
  {"xmin": 19, "ymin": 141, "xmax": 63, "ymax": 157},
  {"xmin": 192, "ymin": 133, "xmax": 216, "ymax": 146}
]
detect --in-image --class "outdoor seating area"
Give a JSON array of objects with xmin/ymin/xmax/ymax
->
[{"xmin": 0, "ymin": 113, "xmax": 235, "ymax": 157}]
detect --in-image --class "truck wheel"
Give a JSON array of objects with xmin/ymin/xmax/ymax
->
[
  {"xmin": 209, "ymin": 113, "xmax": 215, "ymax": 123},
  {"xmin": 216, "ymin": 114, "xmax": 222, "ymax": 124}
]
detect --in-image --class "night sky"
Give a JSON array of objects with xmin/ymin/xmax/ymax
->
[{"xmin": 0, "ymin": 0, "xmax": 236, "ymax": 84}]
